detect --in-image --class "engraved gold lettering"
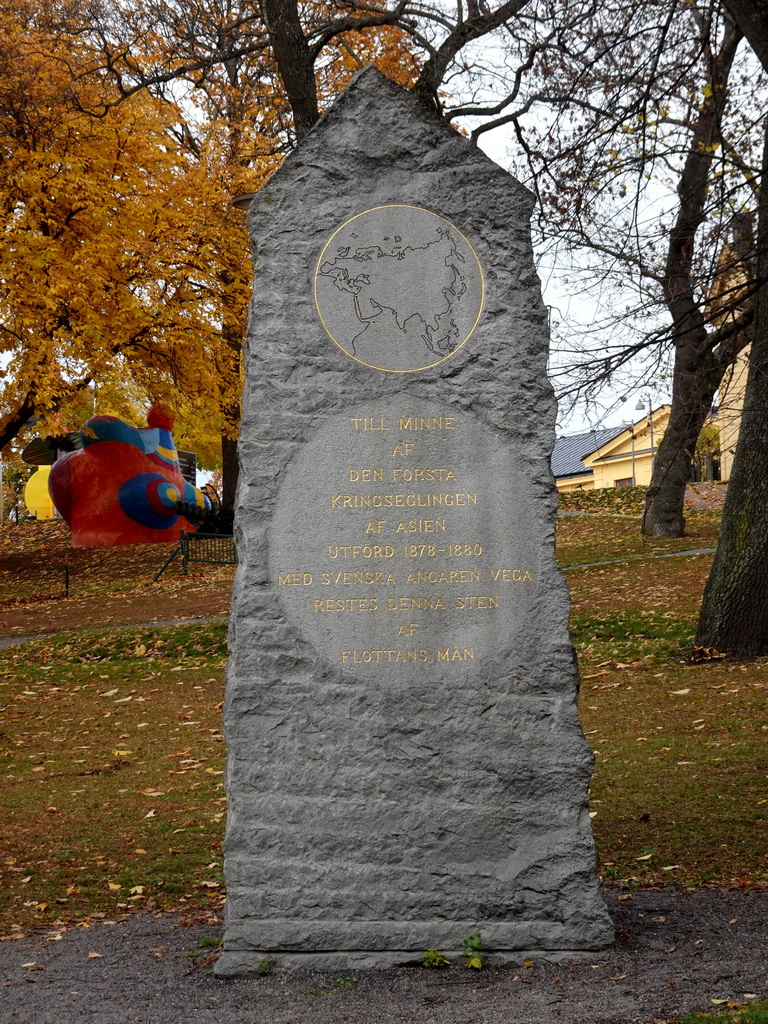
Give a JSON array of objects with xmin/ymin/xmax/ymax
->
[
  {"xmin": 396, "ymin": 623, "xmax": 419, "ymax": 636},
  {"xmin": 391, "ymin": 443, "xmax": 414, "ymax": 456},
  {"xmin": 327, "ymin": 545, "xmax": 395, "ymax": 559},
  {"xmin": 348, "ymin": 468, "xmax": 384, "ymax": 482},
  {"xmin": 489, "ymin": 568, "xmax": 535, "ymax": 582},
  {"xmin": 319, "ymin": 571, "xmax": 396, "ymax": 585},
  {"xmin": 454, "ymin": 596, "xmax": 500, "ymax": 610},
  {"xmin": 398, "ymin": 417, "xmax": 455, "ymax": 430},
  {"xmin": 364, "ymin": 520, "xmax": 387, "ymax": 533},
  {"xmin": 405, "ymin": 570, "xmax": 481, "ymax": 584},
  {"xmin": 442, "ymin": 543, "xmax": 483, "ymax": 557},
  {"xmin": 436, "ymin": 647, "xmax": 475, "ymax": 661},
  {"xmin": 312, "ymin": 598, "xmax": 378, "ymax": 612},
  {"xmin": 329, "ymin": 493, "xmax": 476, "ymax": 509},
  {"xmin": 403, "ymin": 544, "xmax": 436, "ymax": 556},
  {"xmin": 277, "ymin": 572, "xmax": 313, "ymax": 586},
  {"xmin": 340, "ymin": 649, "xmax": 428, "ymax": 663},
  {"xmin": 387, "ymin": 596, "xmax": 446, "ymax": 610},
  {"xmin": 391, "ymin": 468, "xmax": 457, "ymax": 482},
  {"xmin": 350, "ymin": 417, "xmax": 389, "ymax": 431},
  {"xmin": 395, "ymin": 520, "xmax": 446, "ymax": 533}
]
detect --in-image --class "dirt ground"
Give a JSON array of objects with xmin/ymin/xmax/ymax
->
[
  {"xmin": 682, "ymin": 483, "xmax": 728, "ymax": 512},
  {"xmin": 2, "ymin": 891, "xmax": 767, "ymax": 1024},
  {"xmin": 0, "ymin": 521, "xmax": 234, "ymax": 637},
  {"xmin": 0, "ymin": 576, "xmax": 233, "ymax": 638}
]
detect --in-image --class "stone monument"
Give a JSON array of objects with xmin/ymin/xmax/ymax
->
[{"xmin": 216, "ymin": 68, "xmax": 614, "ymax": 974}]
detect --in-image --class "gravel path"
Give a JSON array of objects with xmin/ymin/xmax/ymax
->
[{"xmin": 2, "ymin": 890, "xmax": 767, "ymax": 1023}]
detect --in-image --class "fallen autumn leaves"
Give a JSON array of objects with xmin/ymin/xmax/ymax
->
[{"xmin": 1, "ymin": 498, "xmax": 767, "ymax": 939}]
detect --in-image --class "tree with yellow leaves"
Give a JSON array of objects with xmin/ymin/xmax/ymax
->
[
  {"xmin": 0, "ymin": 0, "xmax": 420, "ymax": 505},
  {"xmin": 0, "ymin": 0, "xmax": 235, "ymax": 459},
  {"xmin": 2, "ymin": 0, "xmax": 534, "ymax": 507},
  {"xmin": 119, "ymin": 0, "xmax": 419, "ymax": 505}
]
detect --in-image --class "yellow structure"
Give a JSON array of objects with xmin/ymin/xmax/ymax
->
[
  {"xmin": 718, "ymin": 347, "xmax": 749, "ymax": 482},
  {"xmin": 23, "ymin": 466, "xmax": 56, "ymax": 519},
  {"xmin": 553, "ymin": 406, "xmax": 671, "ymax": 492},
  {"xmin": 555, "ymin": 227, "xmax": 749, "ymax": 492},
  {"xmin": 585, "ymin": 405, "xmax": 671, "ymax": 489},
  {"xmin": 707, "ymin": 231, "xmax": 752, "ymax": 482}
]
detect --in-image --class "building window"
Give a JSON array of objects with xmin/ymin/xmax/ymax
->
[{"xmin": 615, "ymin": 477, "xmax": 634, "ymax": 488}]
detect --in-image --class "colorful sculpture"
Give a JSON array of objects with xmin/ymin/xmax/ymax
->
[
  {"xmin": 23, "ymin": 465, "xmax": 56, "ymax": 520},
  {"xmin": 42, "ymin": 404, "xmax": 210, "ymax": 547}
]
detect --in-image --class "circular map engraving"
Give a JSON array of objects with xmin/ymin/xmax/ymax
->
[{"xmin": 314, "ymin": 205, "xmax": 484, "ymax": 373}]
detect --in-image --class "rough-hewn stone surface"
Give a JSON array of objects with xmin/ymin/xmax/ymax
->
[{"xmin": 217, "ymin": 68, "xmax": 613, "ymax": 975}]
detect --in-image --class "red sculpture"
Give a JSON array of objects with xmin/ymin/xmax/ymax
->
[{"xmin": 45, "ymin": 404, "xmax": 210, "ymax": 548}]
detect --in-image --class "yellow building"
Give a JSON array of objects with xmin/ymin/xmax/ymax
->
[
  {"xmin": 717, "ymin": 348, "xmax": 749, "ymax": 482},
  {"xmin": 553, "ymin": 406, "xmax": 671, "ymax": 492},
  {"xmin": 707, "ymin": 230, "xmax": 752, "ymax": 482},
  {"xmin": 553, "ymin": 227, "xmax": 751, "ymax": 493}
]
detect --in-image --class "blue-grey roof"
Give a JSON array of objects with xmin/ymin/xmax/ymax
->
[{"xmin": 551, "ymin": 425, "xmax": 626, "ymax": 478}]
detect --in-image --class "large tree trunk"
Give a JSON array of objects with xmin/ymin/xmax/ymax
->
[
  {"xmin": 642, "ymin": 377, "xmax": 712, "ymax": 537},
  {"xmin": 723, "ymin": 0, "xmax": 768, "ymax": 68},
  {"xmin": 643, "ymin": 331, "xmax": 732, "ymax": 536},
  {"xmin": 262, "ymin": 0, "xmax": 318, "ymax": 142},
  {"xmin": 643, "ymin": 20, "xmax": 741, "ymax": 537},
  {"xmin": 696, "ymin": 123, "xmax": 768, "ymax": 656},
  {"xmin": 217, "ymin": 267, "xmax": 247, "ymax": 517}
]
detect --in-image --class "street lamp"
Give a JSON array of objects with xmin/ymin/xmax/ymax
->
[
  {"xmin": 636, "ymin": 395, "xmax": 655, "ymax": 467},
  {"xmin": 622, "ymin": 420, "xmax": 636, "ymax": 485},
  {"xmin": 630, "ymin": 424, "xmax": 636, "ymax": 485}
]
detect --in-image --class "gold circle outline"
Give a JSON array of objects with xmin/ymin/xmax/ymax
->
[{"xmin": 313, "ymin": 204, "xmax": 485, "ymax": 373}]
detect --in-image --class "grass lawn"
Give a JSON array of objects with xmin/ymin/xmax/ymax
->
[
  {"xmin": 680, "ymin": 1001, "xmax": 768, "ymax": 1023},
  {"xmin": 557, "ymin": 485, "xmax": 722, "ymax": 566},
  {"xmin": 0, "ymin": 623, "xmax": 228, "ymax": 933},
  {"xmin": 1, "ymin": 493, "xmax": 766, "ymax": 935}
]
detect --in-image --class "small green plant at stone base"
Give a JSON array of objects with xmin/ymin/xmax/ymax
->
[
  {"xmin": 678, "ymin": 999, "xmax": 768, "ymax": 1024},
  {"xmin": 257, "ymin": 956, "xmax": 273, "ymax": 976},
  {"xmin": 422, "ymin": 948, "xmax": 450, "ymax": 968},
  {"xmin": 462, "ymin": 931, "xmax": 484, "ymax": 969},
  {"xmin": 335, "ymin": 976, "xmax": 358, "ymax": 987}
]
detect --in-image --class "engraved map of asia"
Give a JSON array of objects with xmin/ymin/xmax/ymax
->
[{"xmin": 314, "ymin": 205, "xmax": 484, "ymax": 373}]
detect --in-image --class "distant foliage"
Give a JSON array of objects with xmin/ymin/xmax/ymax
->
[{"xmin": 559, "ymin": 487, "xmax": 647, "ymax": 517}]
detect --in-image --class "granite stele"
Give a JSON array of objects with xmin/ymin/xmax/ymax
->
[{"xmin": 216, "ymin": 67, "xmax": 614, "ymax": 974}]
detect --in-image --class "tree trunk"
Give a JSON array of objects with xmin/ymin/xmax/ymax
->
[
  {"xmin": 723, "ymin": 0, "xmax": 768, "ymax": 68},
  {"xmin": 0, "ymin": 392, "xmax": 37, "ymax": 450},
  {"xmin": 643, "ymin": 19, "xmax": 741, "ymax": 537},
  {"xmin": 642, "ymin": 355, "xmax": 721, "ymax": 536},
  {"xmin": 262, "ymin": 0, "xmax": 318, "ymax": 141},
  {"xmin": 696, "ymin": 122, "xmax": 768, "ymax": 656},
  {"xmin": 642, "ymin": 423, "xmax": 693, "ymax": 538},
  {"xmin": 221, "ymin": 433, "xmax": 239, "ymax": 513},
  {"xmin": 217, "ymin": 263, "xmax": 247, "ymax": 516}
]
